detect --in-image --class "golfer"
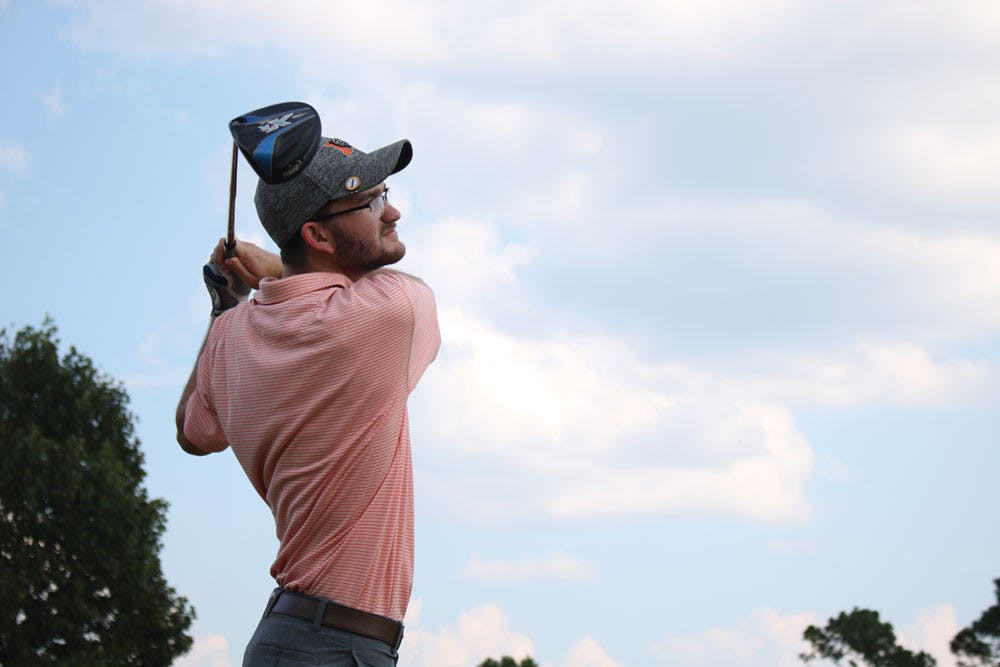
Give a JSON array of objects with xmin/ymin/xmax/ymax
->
[{"xmin": 176, "ymin": 135, "xmax": 440, "ymax": 666}]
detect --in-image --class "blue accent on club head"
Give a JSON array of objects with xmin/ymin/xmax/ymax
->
[{"xmin": 253, "ymin": 134, "xmax": 278, "ymax": 181}]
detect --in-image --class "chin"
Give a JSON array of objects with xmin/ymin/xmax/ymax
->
[
  {"xmin": 370, "ymin": 247, "xmax": 406, "ymax": 271},
  {"xmin": 386, "ymin": 242, "xmax": 406, "ymax": 264}
]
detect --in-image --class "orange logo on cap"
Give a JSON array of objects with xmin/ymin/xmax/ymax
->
[{"xmin": 325, "ymin": 140, "xmax": 353, "ymax": 156}]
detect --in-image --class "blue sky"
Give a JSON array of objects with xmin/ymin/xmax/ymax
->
[{"xmin": 2, "ymin": 1, "xmax": 999, "ymax": 665}]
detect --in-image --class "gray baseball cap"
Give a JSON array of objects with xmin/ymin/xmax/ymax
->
[{"xmin": 255, "ymin": 136, "xmax": 413, "ymax": 247}]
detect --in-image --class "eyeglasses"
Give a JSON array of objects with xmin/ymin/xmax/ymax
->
[{"xmin": 312, "ymin": 187, "xmax": 390, "ymax": 222}]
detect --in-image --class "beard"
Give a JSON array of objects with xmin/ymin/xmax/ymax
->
[{"xmin": 329, "ymin": 223, "xmax": 406, "ymax": 273}]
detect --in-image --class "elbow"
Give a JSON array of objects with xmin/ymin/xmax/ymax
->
[
  {"xmin": 175, "ymin": 404, "xmax": 208, "ymax": 457},
  {"xmin": 176, "ymin": 429, "xmax": 209, "ymax": 457}
]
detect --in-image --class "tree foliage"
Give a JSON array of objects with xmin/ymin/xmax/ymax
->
[
  {"xmin": 0, "ymin": 321, "xmax": 195, "ymax": 665},
  {"xmin": 800, "ymin": 607, "xmax": 936, "ymax": 666},
  {"xmin": 477, "ymin": 656, "xmax": 539, "ymax": 667},
  {"xmin": 950, "ymin": 578, "xmax": 1000, "ymax": 667}
]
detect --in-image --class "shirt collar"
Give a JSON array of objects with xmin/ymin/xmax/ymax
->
[{"xmin": 253, "ymin": 272, "xmax": 352, "ymax": 305}]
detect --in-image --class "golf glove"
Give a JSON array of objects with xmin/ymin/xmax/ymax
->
[{"xmin": 203, "ymin": 261, "xmax": 250, "ymax": 316}]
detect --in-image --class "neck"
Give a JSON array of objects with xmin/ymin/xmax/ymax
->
[{"xmin": 282, "ymin": 257, "xmax": 367, "ymax": 282}]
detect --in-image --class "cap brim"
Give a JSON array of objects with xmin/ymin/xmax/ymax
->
[{"xmin": 368, "ymin": 139, "xmax": 413, "ymax": 180}]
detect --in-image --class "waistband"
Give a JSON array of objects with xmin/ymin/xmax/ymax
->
[{"xmin": 268, "ymin": 588, "xmax": 404, "ymax": 650}]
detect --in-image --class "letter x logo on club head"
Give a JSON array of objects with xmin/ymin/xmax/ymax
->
[{"xmin": 258, "ymin": 113, "xmax": 294, "ymax": 134}]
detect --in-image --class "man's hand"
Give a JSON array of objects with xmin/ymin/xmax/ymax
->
[
  {"xmin": 213, "ymin": 238, "xmax": 283, "ymax": 290},
  {"xmin": 202, "ymin": 239, "xmax": 283, "ymax": 316},
  {"xmin": 203, "ymin": 260, "xmax": 250, "ymax": 317}
]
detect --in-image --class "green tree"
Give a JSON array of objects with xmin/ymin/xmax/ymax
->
[
  {"xmin": 477, "ymin": 656, "xmax": 539, "ymax": 667},
  {"xmin": 951, "ymin": 578, "xmax": 1000, "ymax": 667},
  {"xmin": 0, "ymin": 321, "xmax": 195, "ymax": 665},
  {"xmin": 800, "ymin": 607, "xmax": 936, "ymax": 666}
]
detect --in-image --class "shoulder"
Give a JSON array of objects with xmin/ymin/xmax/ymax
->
[
  {"xmin": 364, "ymin": 269, "xmax": 434, "ymax": 299},
  {"xmin": 365, "ymin": 268, "xmax": 429, "ymax": 288},
  {"xmin": 365, "ymin": 270, "xmax": 440, "ymax": 347},
  {"xmin": 354, "ymin": 269, "xmax": 435, "ymax": 311},
  {"xmin": 353, "ymin": 270, "xmax": 438, "ymax": 337},
  {"xmin": 203, "ymin": 306, "xmax": 242, "ymax": 348}
]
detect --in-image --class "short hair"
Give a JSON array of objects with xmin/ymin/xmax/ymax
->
[{"xmin": 279, "ymin": 225, "xmax": 308, "ymax": 269}]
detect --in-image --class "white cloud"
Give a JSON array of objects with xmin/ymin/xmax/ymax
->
[
  {"xmin": 351, "ymin": 81, "xmax": 608, "ymax": 219},
  {"xmin": 59, "ymin": 0, "xmax": 798, "ymax": 72},
  {"xmin": 417, "ymin": 307, "xmax": 815, "ymax": 523},
  {"xmin": 403, "ymin": 601, "xmax": 622, "ymax": 667},
  {"xmin": 838, "ymin": 40, "xmax": 1000, "ymax": 207},
  {"xmin": 650, "ymin": 608, "xmax": 818, "ymax": 666},
  {"xmin": 462, "ymin": 551, "xmax": 597, "ymax": 583},
  {"xmin": 858, "ymin": 1, "xmax": 1000, "ymax": 50},
  {"xmin": 402, "ymin": 603, "xmax": 535, "ymax": 667},
  {"xmin": 402, "ymin": 200, "xmax": 998, "ymax": 524},
  {"xmin": 808, "ymin": 221, "xmax": 1000, "ymax": 339},
  {"xmin": 169, "ymin": 605, "xmax": 957, "ymax": 667},
  {"xmin": 407, "ymin": 217, "xmax": 536, "ymax": 310},
  {"xmin": 174, "ymin": 634, "xmax": 232, "ymax": 667},
  {"xmin": 866, "ymin": 122, "xmax": 1000, "ymax": 206},
  {"xmin": 0, "ymin": 139, "xmax": 28, "ymax": 173},
  {"xmin": 733, "ymin": 341, "xmax": 993, "ymax": 408},
  {"xmin": 899, "ymin": 605, "xmax": 960, "ymax": 667},
  {"xmin": 423, "ymin": 309, "xmax": 657, "ymax": 457},
  {"xmin": 416, "ymin": 296, "xmax": 992, "ymax": 522},
  {"xmin": 542, "ymin": 404, "xmax": 814, "ymax": 522},
  {"xmin": 641, "ymin": 196, "xmax": 1000, "ymax": 341},
  {"xmin": 60, "ymin": 0, "xmax": 448, "ymax": 65},
  {"xmin": 562, "ymin": 637, "xmax": 623, "ymax": 667},
  {"xmin": 485, "ymin": 0, "xmax": 797, "ymax": 67}
]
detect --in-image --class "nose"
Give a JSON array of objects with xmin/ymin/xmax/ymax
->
[{"xmin": 381, "ymin": 200, "xmax": 401, "ymax": 223}]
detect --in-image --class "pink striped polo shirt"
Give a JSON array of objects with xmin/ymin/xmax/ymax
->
[{"xmin": 183, "ymin": 268, "xmax": 439, "ymax": 621}]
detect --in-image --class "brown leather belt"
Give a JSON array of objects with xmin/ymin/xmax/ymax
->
[{"xmin": 269, "ymin": 589, "xmax": 403, "ymax": 649}]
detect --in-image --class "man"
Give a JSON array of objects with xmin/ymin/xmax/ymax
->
[{"xmin": 175, "ymin": 135, "xmax": 440, "ymax": 666}]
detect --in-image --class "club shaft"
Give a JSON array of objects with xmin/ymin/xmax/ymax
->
[{"xmin": 225, "ymin": 142, "xmax": 238, "ymax": 258}]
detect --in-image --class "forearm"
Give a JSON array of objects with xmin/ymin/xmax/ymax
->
[{"xmin": 219, "ymin": 239, "xmax": 283, "ymax": 288}]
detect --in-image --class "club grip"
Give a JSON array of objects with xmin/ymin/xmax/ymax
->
[{"xmin": 224, "ymin": 240, "xmax": 237, "ymax": 259}]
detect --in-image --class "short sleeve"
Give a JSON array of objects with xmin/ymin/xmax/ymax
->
[
  {"xmin": 401, "ymin": 276, "xmax": 441, "ymax": 391},
  {"xmin": 370, "ymin": 269, "xmax": 441, "ymax": 391},
  {"xmin": 182, "ymin": 331, "xmax": 230, "ymax": 453}
]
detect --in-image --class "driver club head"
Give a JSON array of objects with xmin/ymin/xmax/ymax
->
[{"xmin": 229, "ymin": 101, "xmax": 322, "ymax": 185}]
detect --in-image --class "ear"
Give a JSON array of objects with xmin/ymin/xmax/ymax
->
[{"xmin": 299, "ymin": 221, "xmax": 337, "ymax": 256}]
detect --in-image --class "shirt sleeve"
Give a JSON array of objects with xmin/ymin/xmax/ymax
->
[
  {"xmin": 371, "ymin": 269, "xmax": 441, "ymax": 391},
  {"xmin": 401, "ymin": 275, "xmax": 441, "ymax": 391},
  {"xmin": 182, "ymin": 331, "xmax": 231, "ymax": 453}
]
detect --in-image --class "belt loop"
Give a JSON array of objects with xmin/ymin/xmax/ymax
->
[
  {"xmin": 265, "ymin": 588, "xmax": 282, "ymax": 617},
  {"xmin": 394, "ymin": 624, "xmax": 405, "ymax": 652},
  {"xmin": 312, "ymin": 599, "xmax": 329, "ymax": 633}
]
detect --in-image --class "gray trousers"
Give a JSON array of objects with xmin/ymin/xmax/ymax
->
[{"xmin": 243, "ymin": 590, "xmax": 400, "ymax": 667}]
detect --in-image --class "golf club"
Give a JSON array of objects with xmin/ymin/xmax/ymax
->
[{"xmin": 225, "ymin": 101, "xmax": 322, "ymax": 257}]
